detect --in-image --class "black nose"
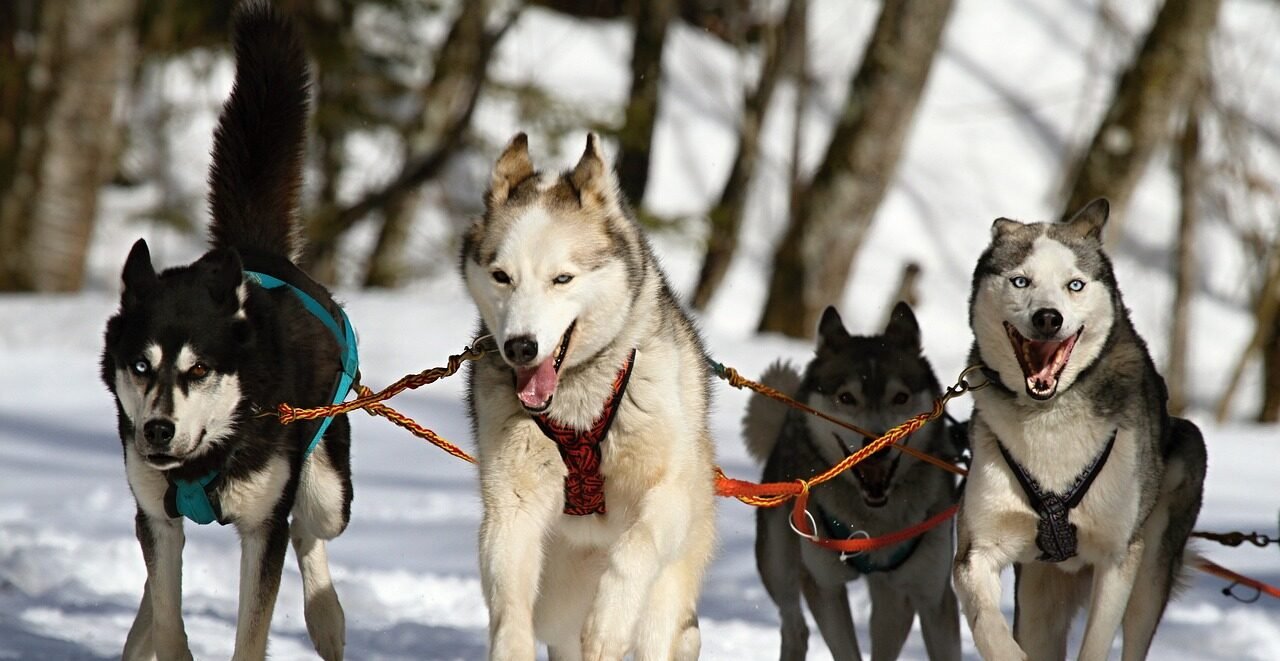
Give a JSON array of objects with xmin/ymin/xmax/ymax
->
[
  {"xmin": 1033, "ymin": 308, "xmax": 1064, "ymax": 336},
  {"xmin": 504, "ymin": 336, "xmax": 539, "ymax": 364},
  {"xmin": 143, "ymin": 419, "xmax": 176, "ymax": 446}
]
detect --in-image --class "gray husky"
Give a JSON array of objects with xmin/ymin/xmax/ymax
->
[
  {"xmin": 461, "ymin": 133, "xmax": 716, "ymax": 659},
  {"xmin": 953, "ymin": 198, "xmax": 1207, "ymax": 661},
  {"xmin": 101, "ymin": 5, "xmax": 351, "ymax": 659},
  {"xmin": 743, "ymin": 303, "xmax": 962, "ymax": 661}
]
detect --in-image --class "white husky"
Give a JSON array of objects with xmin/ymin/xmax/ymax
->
[{"xmin": 460, "ymin": 133, "xmax": 716, "ymax": 660}]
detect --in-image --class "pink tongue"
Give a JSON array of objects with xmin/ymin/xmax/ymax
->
[
  {"xmin": 1027, "ymin": 340, "xmax": 1061, "ymax": 380},
  {"xmin": 515, "ymin": 357, "xmax": 559, "ymax": 408}
]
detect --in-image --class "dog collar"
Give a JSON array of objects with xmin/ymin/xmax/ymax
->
[
  {"xmin": 996, "ymin": 430, "xmax": 1117, "ymax": 562},
  {"xmin": 531, "ymin": 349, "xmax": 637, "ymax": 516},
  {"xmin": 163, "ymin": 269, "xmax": 359, "ymax": 526},
  {"xmin": 816, "ymin": 505, "xmax": 922, "ymax": 574}
]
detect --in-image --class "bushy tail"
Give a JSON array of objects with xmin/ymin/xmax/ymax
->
[
  {"xmin": 741, "ymin": 360, "xmax": 803, "ymax": 463},
  {"xmin": 207, "ymin": 1, "xmax": 310, "ymax": 261}
]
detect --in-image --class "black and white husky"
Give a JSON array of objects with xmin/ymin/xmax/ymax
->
[
  {"xmin": 953, "ymin": 199, "xmax": 1207, "ymax": 661},
  {"xmin": 743, "ymin": 303, "xmax": 963, "ymax": 661},
  {"xmin": 100, "ymin": 5, "xmax": 353, "ymax": 659}
]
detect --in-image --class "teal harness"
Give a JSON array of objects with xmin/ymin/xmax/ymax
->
[
  {"xmin": 817, "ymin": 505, "xmax": 922, "ymax": 574},
  {"xmin": 165, "ymin": 270, "xmax": 358, "ymax": 525}
]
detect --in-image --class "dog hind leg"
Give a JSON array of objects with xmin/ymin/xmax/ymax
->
[
  {"xmin": 1013, "ymin": 562, "xmax": 1087, "ymax": 660},
  {"xmin": 915, "ymin": 579, "xmax": 962, "ymax": 661},
  {"xmin": 801, "ymin": 570, "xmax": 861, "ymax": 660},
  {"xmin": 231, "ymin": 518, "xmax": 291, "ymax": 661},
  {"xmin": 1121, "ymin": 419, "xmax": 1206, "ymax": 661},
  {"xmin": 1077, "ymin": 540, "xmax": 1143, "ymax": 661},
  {"xmin": 292, "ymin": 524, "xmax": 345, "ymax": 660},
  {"xmin": 866, "ymin": 575, "xmax": 913, "ymax": 661}
]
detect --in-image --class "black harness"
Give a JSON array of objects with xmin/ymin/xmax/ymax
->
[{"xmin": 996, "ymin": 431, "xmax": 1117, "ymax": 563}]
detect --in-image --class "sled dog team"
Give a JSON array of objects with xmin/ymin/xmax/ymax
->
[{"xmin": 101, "ymin": 5, "xmax": 1206, "ymax": 660}]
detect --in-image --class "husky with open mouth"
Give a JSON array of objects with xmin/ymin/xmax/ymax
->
[
  {"xmin": 743, "ymin": 303, "xmax": 964, "ymax": 660},
  {"xmin": 954, "ymin": 199, "xmax": 1207, "ymax": 661},
  {"xmin": 100, "ymin": 5, "xmax": 353, "ymax": 659},
  {"xmin": 461, "ymin": 133, "xmax": 716, "ymax": 659}
]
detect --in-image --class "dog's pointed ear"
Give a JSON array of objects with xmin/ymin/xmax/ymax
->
[
  {"xmin": 193, "ymin": 248, "xmax": 245, "ymax": 311},
  {"xmin": 570, "ymin": 133, "xmax": 618, "ymax": 210},
  {"xmin": 1062, "ymin": 197, "xmax": 1109, "ymax": 241},
  {"xmin": 884, "ymin": 301, "xmax": 922, "ymax": 353},
  {"xmin": 991, "ymin": 217, "xmax": 1021, "ymax": 237},
  {"xmin": 121, "ymin": 239, "xmax": 157, "ymax": 308},
  {"xmin": 488, "ymin": 132, "xmax": 534, "ymax": 208},
  {"xmin": 817, "ymin": 305, "xmax": 849, "ymax": 351}
]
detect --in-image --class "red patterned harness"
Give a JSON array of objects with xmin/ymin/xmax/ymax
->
[{"xmin": 532, "ymin": 349, "xmax": 637, "ymax": 516}]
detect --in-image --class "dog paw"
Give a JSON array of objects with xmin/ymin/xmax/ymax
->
[{"xmin": 580, "ymin": 614, "xmax": 629, "ymax": 661}]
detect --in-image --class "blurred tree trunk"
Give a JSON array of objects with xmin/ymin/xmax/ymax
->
[
  {"xmin": 1167, "ymin": 103, "xmax": 1201, "ymax": 416},
  {"xmin": 1059, "ymin": 0, "xmax": 1222, "ymax": 241},
  {"xmin": 614, "ymin": 0, "xmax": 677, "ymax": 206},
  {"xmin": 1216, "ymin": 239, "xmax": 1280, "ymax": 423},
  {"xmin": 0, "ymin": 0, "xmax": 138, "ymax": 292},
  {"xmin": 363, "ymin": 0, "xmax": 493, "ymax": 288},
  {"xmin": 304, "ymin": 4, "xmax": 513, "ymax": 280},
  {"xmin": 758, "ymin": 0, "xmax": 953, "ymax": 338},
  {"xmin": 1261, "ymin": 293, "xmax": 1280, "ymax": 422},
  {"xmin": 690, "ymin": 0, "xmax": 803, "ymax": 311}
]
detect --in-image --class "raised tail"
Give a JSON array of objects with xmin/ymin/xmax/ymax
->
[
  {"xmin": 741, "ymin": 360, "xmax": 803, "ymax": 463},
  {"xmin": 207, "ymin": 1, "xmax": 310, "ymax": 261}
]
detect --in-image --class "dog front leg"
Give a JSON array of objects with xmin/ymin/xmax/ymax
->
[
  {"xmin": 231, "ymin": 517, "xmax": 291, "ymax": 661},
  {"xmin": 130, "ymin": 511, "xmax": 192, "ymax": 661},
  {"xmin": 479, "ymin": 463, "xmax": 561, "ymax": 660},
  {"xmin": 954, "ymin": 540, "xmax": 1024, "ymax": 661},
  {"xmin": 581, "ymin": 481, "xmax": 688, "ymax": 661},
  {"xmin": 1077, "ymin": 541, "xmax": 1143, "ymax": 661}
]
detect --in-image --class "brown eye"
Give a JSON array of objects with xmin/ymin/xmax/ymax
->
[
  {"xmin": 892, "ymin": 392, "xmax": 910, "ymax": 405},
  {"xmin": 492, "ymin": 270, "xmax": 511, "ymax": 284},
  {"xmin": 188, "ymin": 363, "xmax": 209, "ymax": 380},
  {"xmin": 838, "ymin": 392, "xmax": 856, "ymax": 406}
]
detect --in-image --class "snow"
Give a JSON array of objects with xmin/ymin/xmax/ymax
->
[{"xmin": 3, "ymin": 0, "xmax": 1279, "ymax": 658}]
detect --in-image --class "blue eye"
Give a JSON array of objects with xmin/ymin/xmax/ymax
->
[
  {"xmin": 1010, "ymin": 276, "xmax": 1030, "ymax": 288},
  {"xmin": 1068, "ymin": 279, "xmax": 1085, "ymax": 292},
  {"xmin": 553, "ymin": 273, "xmax": 574, "ymax": 285},
  {"xmin": 132, "ymin": 359, "xmax": 150, "ymax": 375}
]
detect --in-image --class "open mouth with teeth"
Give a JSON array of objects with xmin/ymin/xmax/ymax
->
[
  {"xmin": 835, "ymin": 433, "xmax": 901, "ymax": 508},
  {"xmin": 513, "ymin": 321, "xmax": 576, "ymax": 413},
  {"xmin": 1004, "ymin": 322, "xmax": 1082, "ymax": 400}
]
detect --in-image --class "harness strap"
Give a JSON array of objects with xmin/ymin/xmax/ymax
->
[
  {"xmin": 996, "ymin": 431, "xmax": 1117, "ymax": 562},
  {"xmin": 817, "ymin": 505, "xmax": 924, "ymax": 574},
  {"xmin": 164, "ymin": 470, "xmax": 222, "ymax": 525},
  {"xmin": 245, "ymin": 270, "xmax": 359, "ymax": 461},
  {"xmin": 532, "ymin": 349, "xmax": 637, "ymax": 516},
  {"xmin": 166, "ymin": 269, "xmax": 358, "ymax": 526}
]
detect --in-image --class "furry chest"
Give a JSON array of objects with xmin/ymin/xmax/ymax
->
[{"xmin": 972, "ymin": 419, "xmax": 1142, "ymax": 564}]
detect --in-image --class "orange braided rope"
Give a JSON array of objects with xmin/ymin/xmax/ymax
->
[
  {"xmin": 269, "ymin": 346, "xmax": 1280, "ymax": 592},
  {"xmin": 711, "ymin": 362, "xmax": 969, "ymax": 478}
]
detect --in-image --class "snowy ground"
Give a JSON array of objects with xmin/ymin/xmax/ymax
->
[{"xmin": 3, "ymin": 0, "xmax": 1280, "ymax": 658}]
